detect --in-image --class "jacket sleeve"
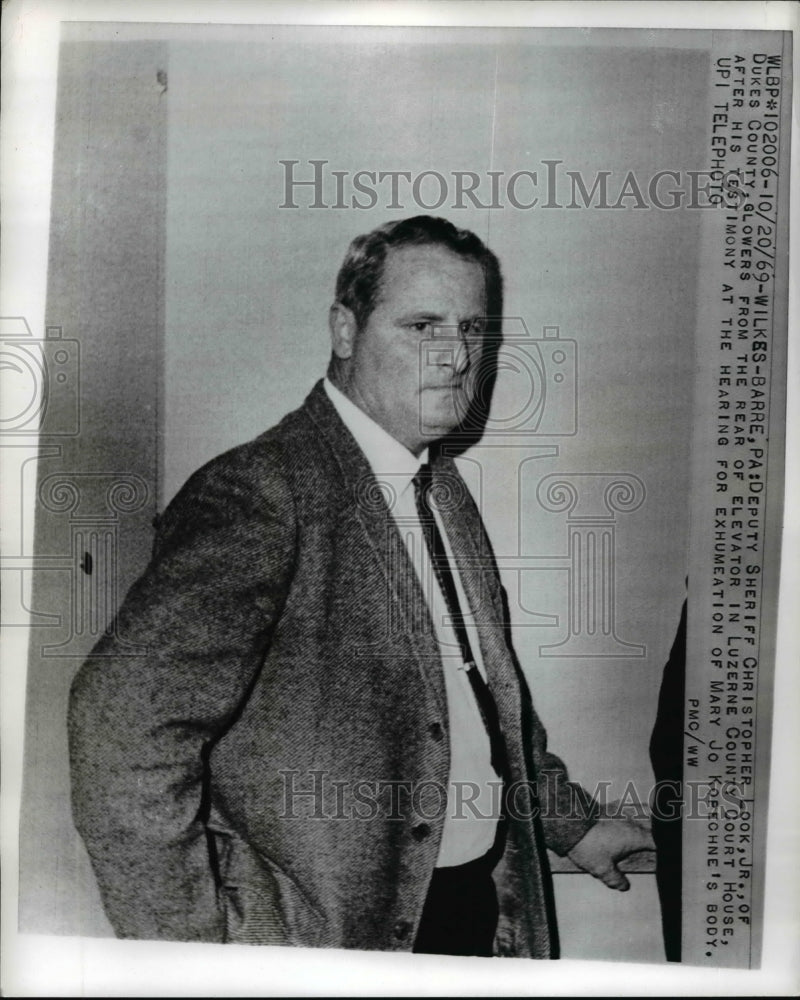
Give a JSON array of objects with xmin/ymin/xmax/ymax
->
[
  {"xmin": 524, "ymin": 694, "xmax": 600, "ymax": 856},
  {"xmin": 492, "ymin": 577, "xmax": 599, "ymax": 856},
  {"xmin": 67, "ymin": 447, "xmax": 296, "ymax": 941}
]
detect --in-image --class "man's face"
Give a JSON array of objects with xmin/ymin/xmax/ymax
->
[{"xmin": 331, "ymin": 243, "xmax": 487, "ymax": 455}]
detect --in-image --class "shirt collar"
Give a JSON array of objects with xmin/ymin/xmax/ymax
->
[{"xmin": 323, "ymin": 377, "xmax": 427, "ymax": 491}]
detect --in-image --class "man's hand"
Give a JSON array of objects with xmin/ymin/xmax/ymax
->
[{"xmin": 566, "ymin": 810, "xmax": 655, "ymax": 892}]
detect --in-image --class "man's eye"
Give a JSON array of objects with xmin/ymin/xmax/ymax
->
[
  {"xmin": 460, "ymin": 320, "xmax": 484, "ymax": 337},
  {"xmin": 410, "ymin": 321, "xmax": 432, "ymax": 333}
]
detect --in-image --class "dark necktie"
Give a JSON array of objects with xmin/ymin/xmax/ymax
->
[{"xmin": 412, "ymin": 463, "xmax": 509, "ymax": 780}]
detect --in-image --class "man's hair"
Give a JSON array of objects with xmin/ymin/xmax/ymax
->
[{"xmin": 333, "ymin": 215, "xmax": 503, "ymax": 331}]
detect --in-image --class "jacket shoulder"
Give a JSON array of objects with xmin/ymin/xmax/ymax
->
[{"xmin": 154, "ymin": 398, "xmax": 320, "ymax": 548}]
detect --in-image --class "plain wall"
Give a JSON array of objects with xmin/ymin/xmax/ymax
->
[{"xmin": 20, "ymin": 35, "xmax": 167, "ymax": 937}]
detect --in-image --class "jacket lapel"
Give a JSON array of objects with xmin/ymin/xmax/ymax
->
[{"xmin": 302, "ymin": 382, "xmax": 448, "ymax": 716}]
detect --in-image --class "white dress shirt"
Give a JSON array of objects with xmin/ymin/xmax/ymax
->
[{"xmin": 324, "ymin": 378, "xmax": 500, "ymax": 866}]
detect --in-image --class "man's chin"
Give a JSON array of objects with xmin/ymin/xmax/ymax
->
[
  {"xmin": 419, "ymin": 414, "xmax": 463, "ymax": 442},
  {"xmin": 420, "ymin": 399, "xmax": 471, "ymax": 440}
]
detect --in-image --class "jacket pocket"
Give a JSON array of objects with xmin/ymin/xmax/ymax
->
[{"xmin": 209, "ymin": 821, "xmax": 324, "ymax": 948}]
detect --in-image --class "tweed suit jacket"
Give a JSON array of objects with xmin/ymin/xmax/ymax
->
[{"xmin": 68, "ymin": 380, "xmax": 597, "ymax": 957}]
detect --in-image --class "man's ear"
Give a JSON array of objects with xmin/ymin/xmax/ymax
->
[{"xmin": 329, "ymin": 303, "xmax": 358, "ymax": 360}]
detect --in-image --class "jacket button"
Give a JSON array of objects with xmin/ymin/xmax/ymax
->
[
  {"xmin": 412, "ymin": 822, "xmax": 430, "ymax": 842},
  {"xmin": 428, "ymin": 721, "xmax": 444, "ymax": 742},
  {"xmin": 394, "ymin": 919, "xmax": 411, "ymax": 940}
]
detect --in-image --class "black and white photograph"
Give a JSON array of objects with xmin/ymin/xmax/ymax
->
[{"xmin": 2, "ymin": 2, "xmax": 797, "ymax": 996}]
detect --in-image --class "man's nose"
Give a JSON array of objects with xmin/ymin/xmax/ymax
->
[
  {"xmin": 451, "ymin": 336, "xmax": 471, "ymax": 374},
  {"xmin": 433, "ymin": 327, "xmax": 471, "ymax": 374}
]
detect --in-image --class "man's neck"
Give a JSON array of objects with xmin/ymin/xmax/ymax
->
[{"xmin": 325, "ymin": 370, "xmax": 427, "ymax": 458}]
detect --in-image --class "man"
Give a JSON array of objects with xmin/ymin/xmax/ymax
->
[{"xmin": 69, "ymin": 215, "xmax": 653, "ymax": 958}]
